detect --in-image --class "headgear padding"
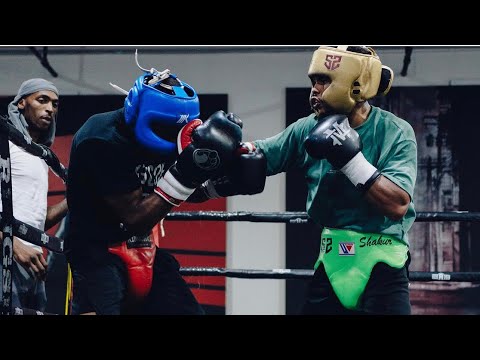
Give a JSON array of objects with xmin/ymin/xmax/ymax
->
[
  {"xmin": 308, "ymin": 46, "xmax": 394, "ymax": 114},
  {"xmin": 124, "ymin": 70, "xmax": 200, "ymax": 156}
]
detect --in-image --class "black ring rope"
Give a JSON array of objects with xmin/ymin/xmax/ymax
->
[
  {"xmin": 12, "ymin": 307, "xmax": 57, "ymax": 315},
  {"xmin": 0, "ymin": 117, "xmax": 67, "ymax": 182},
  {"xmin": 1, "ymin": 124, "xmax": 15, "ymax": 315},
  {"xmin": 179, "ymin": 267, "xmax": 480, "ymax": 282},
  {"xmin": 0, "ymin": 218, "xmax": 64, "ymax": 253},
  {"xmin": 10, "ymin": 267, "xmax": 480, "ymax": 315},
  {"xmin": 164, "ymin": 211, "xmax": 480, "ymax": 223}
]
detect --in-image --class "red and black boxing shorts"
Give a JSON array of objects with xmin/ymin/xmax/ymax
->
[{"xmin": 108, "ymin": 223, "xmax": 161, "ymax": 301}]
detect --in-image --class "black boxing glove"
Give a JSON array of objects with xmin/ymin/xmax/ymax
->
[
  {"xmin": 188, "ymin": 142, "xmax": 266, "ymax": 202},
  {"xmin": 225, "ymin": 112, "xmax": 243, "ymax": 128},
  {"xmin": 155, "ymin": 112, "xmax": 242, "ymax": 206},
  {"xmin": 304, "ymin": 114, "xmax": 381, "ymax": 192}
]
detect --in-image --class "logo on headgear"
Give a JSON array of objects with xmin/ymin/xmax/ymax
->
[
  {"xmin": 177, "ymin": 114, "xmax": 190, "ymax": 124},
  {"xmin": 324, "ymin": 55, "xmax": 342, "ymax": 70},
  {"xmin": 308, "ymin": 46, "xmax": 393, "ymax": 114}
]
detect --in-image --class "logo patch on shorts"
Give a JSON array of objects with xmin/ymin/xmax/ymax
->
[
  {"xmin": 339, "ymin": 242, "xmax": 355, "ymax": 256},
  {"xmin": 126, "ymin": 234, "xmax": 152, "ymax": 249}
]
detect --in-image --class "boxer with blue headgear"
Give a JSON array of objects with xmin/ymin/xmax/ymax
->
[
  {"xmin": 118, "ymin": 54, "xmax": 200, "ymax": 156},
  {"xmin": 65, "ymin": 51, "xmax": 243, "ymax": 315}
]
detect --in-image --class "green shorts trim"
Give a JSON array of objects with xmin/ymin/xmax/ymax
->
[{"xmin": 314, "ymin": 227, "xmax": 408, "ymax": 310}]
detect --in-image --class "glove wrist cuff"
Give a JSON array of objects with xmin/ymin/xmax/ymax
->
[
  {"xmin": 155, "ymin": 171, "xmax": 196, "ymax": 207},
  {"xmin": 341, "ymin": 152, "xmax": 378, "ymax": 188}
]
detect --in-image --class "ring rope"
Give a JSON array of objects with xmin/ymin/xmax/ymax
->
[
  {"xmin": 179, "ymin": 267, "xmax": 480, "ymax": 282},
  {"xmin": 11, "ymin": 267, "xmax": 480, "ymax": 315},
  {"xmin": 0, "ymin": 118, "xmax": 67, "ymax": 182},
  {"xmin": 0, "ymin": 210, "xmax": 477, "ymax": 257},
  {"xmin": 164, "ymin": 211, "xmax": 480, "ymax": 223},
  {"xmin": 1, "ymin": 210, "xmax": 477, "ymax": 256},
  {"xmin": 12, "ymin": 307, "xmax": 57, "ymax": 315},
  {"xmin": 1, "ymin": 126, "xmax": 14, "ymax": 315},
  {"xmin": 0, "ymin": 217, "xmax": 64, "ymax": 253}
]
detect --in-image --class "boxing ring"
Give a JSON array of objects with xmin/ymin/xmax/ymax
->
[{"xmin": 2, "ymin": 121, "xmax": 480, "ymax": 315}]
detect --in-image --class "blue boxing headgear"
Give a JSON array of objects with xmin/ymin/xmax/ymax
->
[{"xmin": 123, "ymin": 68, "xmax": 200, "ymax": 156}]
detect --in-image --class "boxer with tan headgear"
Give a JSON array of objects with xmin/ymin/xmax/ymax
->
[{"xmin": 232, "ymin": 45, "xmax": 418, "ymax": 314}]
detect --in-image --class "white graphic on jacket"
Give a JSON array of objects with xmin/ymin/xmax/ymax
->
[{"xmin": 135, "ymin": 162, "xmax": 166, "ymax": 193}]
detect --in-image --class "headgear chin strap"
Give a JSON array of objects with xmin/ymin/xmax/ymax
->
[
  {"xmin": 112, "ymin": 51, "xmax": 200, "ymax": 156},
  {"xmin": 308, "ymin": 46, "xmax": 394, "ymax": 114}
]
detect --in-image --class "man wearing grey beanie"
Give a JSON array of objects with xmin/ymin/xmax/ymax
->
[{"xmin": 0, "ymin": 78, "xmax": 69, "ymax": 313}]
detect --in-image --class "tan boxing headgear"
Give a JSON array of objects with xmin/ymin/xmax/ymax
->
[{"xmin": 308, "ymin": 46, "xmax": 394, "ymax": 114}]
